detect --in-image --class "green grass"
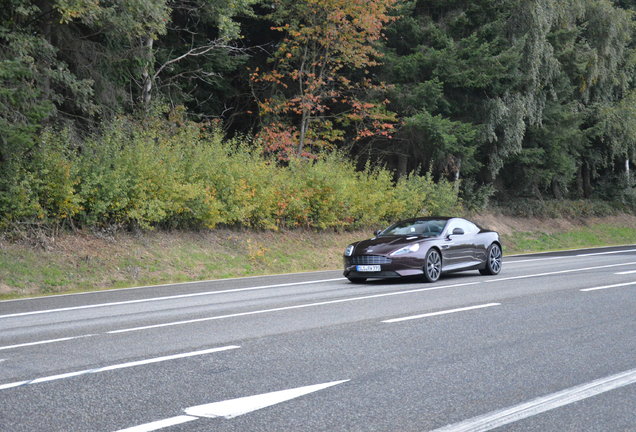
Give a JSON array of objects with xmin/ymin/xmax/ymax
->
[
  {"xmin": 502, "ymin": 224, "xmax": 636, "ymax": 255},
  {"xmin": 2, "ymin": 221, "xmax": 636, "ymax": 299}
]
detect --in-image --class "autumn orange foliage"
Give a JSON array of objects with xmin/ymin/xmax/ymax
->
[{"xmin": 252, "ymin": 0, "xmax": 398, "ymax": 159}]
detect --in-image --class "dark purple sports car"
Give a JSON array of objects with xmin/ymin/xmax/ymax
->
[{"xmin": 343, "ymin": 217, "xmax": 502, "ymax": 283}]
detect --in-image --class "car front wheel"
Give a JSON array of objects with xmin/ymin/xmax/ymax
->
[
  {"xmin": 423, "ymin": 248, "xmax": 442, "ymax": 282},
  {"xmin": 480, "ymin": 243, "xmax": 502, "ymax": 275}
]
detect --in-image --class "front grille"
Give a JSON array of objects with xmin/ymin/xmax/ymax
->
[{"xmin": 350, "ymin": 255, "xmax": 392, "ymax": 265}]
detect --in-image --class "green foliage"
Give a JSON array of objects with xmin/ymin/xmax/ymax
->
[{"xmin": 0, "ymin": 111, "xmax": 461, "ymax": 231}]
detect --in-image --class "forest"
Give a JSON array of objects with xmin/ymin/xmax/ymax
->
[{"xmin": 2, "ymin": 0, "xmax": 636, "ymax": 231}]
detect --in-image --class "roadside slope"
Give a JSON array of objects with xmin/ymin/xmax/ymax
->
[{"xmin": 2, "ymin": 214, "xmax": 636, "ymax": 299}]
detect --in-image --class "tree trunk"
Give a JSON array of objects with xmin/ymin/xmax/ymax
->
[
  {"xmin": 298, "ymin": 109, "xmax": 310, "ymax": 156},
  {"xmin": 141, "ymin": 36, "xmax": 154, "ymax": 108},
  {"xmin": 582, "ymin": 161, "xmax": 593, "ymax": 198},
  {"xmin": 397, "ymin": 153, "xmax": 408, "ymax": 179}
]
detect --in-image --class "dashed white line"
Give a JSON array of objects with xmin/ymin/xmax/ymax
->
[
  {"xmin": 107, "ymin": 282, "xmax": 481, "ymax": 334},
  {"xmin": 383, "ymin": 303, "xmax": 501, "ymax": 323},
  {"xmin": 580, "ymin": 281, "xmax": 636, "ymax": 292},
  {"xmin": 0, "ymin": 278, "xmax": 346, "ymax": 319},
  {"xmin": 615, "ymin": 270, "xmax": 636, "ymax": 275},
  {"xmin": 430, "ymin": 367, "xmax": 636, "ymax": 432},
  {"xmin": 0, "ymin": 345, "xmax": 239, "ymax": 391},
  {"xmin": 0, "ymin": 334, "xmax": 96, "ymax": 351}
]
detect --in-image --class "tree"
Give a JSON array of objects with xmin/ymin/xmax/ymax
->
[{"xmin": 251, "ymin": 0, "xmax": 398, "ymax": 159}]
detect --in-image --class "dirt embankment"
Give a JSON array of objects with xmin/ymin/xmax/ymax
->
[{"xmin": 472, "ymin": 213, "xmax": 636, "ymax": 236}]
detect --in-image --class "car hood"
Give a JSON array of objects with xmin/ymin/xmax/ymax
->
[{"xmin": 354, "ymin": 235, "xmax": 435, "ymax": 255}]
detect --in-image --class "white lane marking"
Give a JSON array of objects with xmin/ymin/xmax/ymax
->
[
  {"xmin": 577, "ymin": 248, "xmax": 636, "ymax": 257},
  {"xmin": 580, "ymin": 281, "xmax": 636, "ymax": 292},
  {"xmin": 505, "ymin": 256, "xmax": 569, "ymax": 264},
  {"xmin": 0, "ymin": 334, "xmax": 96, "ymax": 351},
  {"xmin": 107, "ymin": 282, "xmax": 481, "ymax": 334},
  {"xmin": 115, "ymin": 380, "xmax": 349, "ymax": 432},
  {"xmin": 382, "ymin": 303, "xmax": 501, "ymax": 323},
  {"xmin": 115, "ymin": 416, "xmax": 198, "ymax": 432},
  {"xmin": 486, "ymin": 261, "xmax": 636, "ymax": 283},
  {"xmin": 0, "ymin": 359, "xmax": 6, "ymax": 363},
  {"xmin": 430, "ymin": 367, "xmax": 636, "ymax": 432},
  {"xmin": 0, "ymin": 345, "xmax": 239, "ymax": 391},
  {"xmin": 615, "ymin": 270, "xmax": 636, "ymax": 275},
  {"xmin": 0, "ymin": 270, "xmax": 340, "ymax": 303},
  {"xmin": 185, "ymin": 379, "xmax": 349, "ymax": 419},
  {"xmin": 0, "ymin": 278, "xmax": 346, "ymax": 319}
]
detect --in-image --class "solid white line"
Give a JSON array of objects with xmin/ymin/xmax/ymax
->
[
  {"xmin": 430, "ymin": 367, "xmax": 636, "ymax": 432},
  {"xmin": 577, "ymin": 248, "xmax": 636, "ymax": 257},
  {"xmin": 382, "ymin": 303, "xmax": 501, "ymax": 323},
  {"xmin": 486, "ymin": 261, "xmax": 636, "ymax": 283},
  {"xmin": 505, "ymin": 244, "xmax": 636, "ymax": 257},
  {"xmin": 505, "ymin": 256, "xmax": 569, "ymax": 264},
  {"xmin": 114, "ymin": 415, "xmax": 198, "ymax": 432},
  {"xmin": 108, "ymin": 282, "xmax": 482, "ymax": 334},
  {"xmin": 615, "ymin": 270, "xmax": 636, "ymax": 275},
  {"xmin": 0, "ymin": 278, "xmax": 346, "ymax": 319},
  {"xmin": 0, "ymin": 271, "xmax": 340, "ymax": 303},
  {"xmin": 0, "ymin": 334, "xmax": 96, "ymax": 351},
  {"xmin": 0, "ymin": 345, "xmax": 239, "ymax": 391},
  {"xmin": 580, "ymin": 281, "xmax": 636, "ymax": 292}
]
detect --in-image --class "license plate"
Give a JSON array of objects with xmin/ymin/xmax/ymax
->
[{"xmin": 356, "ymin": 265, "xmax": 381, "ymax": 272}]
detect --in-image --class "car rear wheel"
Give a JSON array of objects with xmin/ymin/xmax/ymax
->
[
  {"xmin": 423, "ymin": 248, "xmax": 441, "ymax": 282},
  {"xmin": 347, "ymin": 277, "xmax": 367, "ymax": 283},
  {"xmin": 479, "ymin": 243, "xmax": 502, "ymax": 275}
]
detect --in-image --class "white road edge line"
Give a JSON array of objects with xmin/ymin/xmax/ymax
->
[
  {"xmin": 114, "ymin": 416, "xmax": 198, "ymax": 432},
  {"xmin": 107, "ymin": 282, "xmax": 481, "ymax": 334},
  {"xmin": 486, "ymin": 261, "xmax": 636, "ymax": 282},
  {"xmin": 382, "ymin": 303, "xmax": 501, "ymax": 323},
  {"xmin": 0, "ymin": 334, "xmax": 96, "ymax": 351},
  {"xmin": 0, "ymin": 345, "xmax": 239, "ymax": 391},
  {"xmin": 580, "ymin": 281, "xmax": 636, "ymax": 292},
  {"xmin": 577, "ymin": 248, "xmax": 636, "ymax": 256},
  {"xmin": 0, "ymin": 278, "xmax": 346, "ymax": 319},
  {"xmin": 0, "ymin": 270, "xmax": 340, "ymax": 303},
  {"xmin": 430, "ymin": 367, "xmax": 636, "ymax": 432}
]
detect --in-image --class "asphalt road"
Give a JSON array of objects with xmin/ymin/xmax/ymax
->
[{"xmin": 1, "ymin": 245, "xmax": 635, "ymax": 432}]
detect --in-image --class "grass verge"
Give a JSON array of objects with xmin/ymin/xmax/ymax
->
[{"xmin": 2, "ymin": 216, "xmax": 636, "ymax": 299}]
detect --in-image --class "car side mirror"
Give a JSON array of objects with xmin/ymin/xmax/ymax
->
[
  {"xmin": 452, "ymin": 228, "xmax": 464, "ymax": 236},
  {"xmin": 374, "ymin": 229, "xmax": 383, "ymax": 236}
]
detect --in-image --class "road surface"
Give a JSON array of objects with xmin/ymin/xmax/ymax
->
[{"xmin": 1, "ymin": 245, "xmax": 635, "ymax": 431}]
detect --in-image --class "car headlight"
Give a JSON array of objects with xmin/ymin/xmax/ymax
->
[
  {"xmin": 344, "ymin": 245, "xmax": 355, "ymax": 256},
  {"xmin": 390, "ymin": 243, "xmax": 420, "ymax": 256}
]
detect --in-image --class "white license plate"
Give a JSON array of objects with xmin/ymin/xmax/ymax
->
[{"xmin": 356, "ymin": 265, "xmax": 381, "ymax": 272}]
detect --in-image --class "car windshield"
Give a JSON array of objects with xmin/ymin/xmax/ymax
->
[{"xmin": 379, "ymin": 219, "xmax": 447, "ymax": 237}]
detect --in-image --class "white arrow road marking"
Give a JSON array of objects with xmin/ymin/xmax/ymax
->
[
  {"xmin": 0, "ymin": 345, "xmax": 239, "ymax": 391},
  {"xmin": 185, "ymin": 379, "xmax": 350, "ymax": 419},
  {"xmin": 430, "ymin": 367, "xmax": 636, "ymax": 432},
  {"xmin": 114, "ymin": 415, "xmax": 198, "ymax": 432},
  {"xmin": 114, "ymin": 380, "xmax": 349, "ymax": 432}
]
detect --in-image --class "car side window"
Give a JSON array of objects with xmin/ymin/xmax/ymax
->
[{"xmin": 446, "ymin": 219, "xmax": 479, "ymax": 235}]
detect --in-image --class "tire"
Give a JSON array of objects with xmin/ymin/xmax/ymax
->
[
  {"xmin": 423, "ymin": 248, "xmax": 442, "ymax": 282},
  {"xmin": 480, "ymin": 243, "xmax": 502, "ymax": 275},
  {"xmin": 347, "ymin": 277, "xmax": 367, "ymax": 283}
]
